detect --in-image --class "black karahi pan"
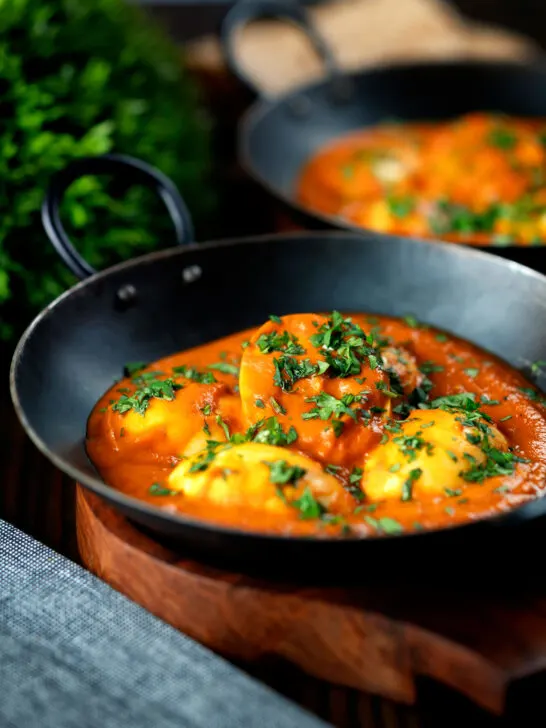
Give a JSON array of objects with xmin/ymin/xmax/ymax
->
[
  {"xmin": 222, "ymin": 0, "xmax": 546, "ymax": 273},
  {"xmin": 9, "ymin": 154, "xmax": 546, "ymax": 577}
]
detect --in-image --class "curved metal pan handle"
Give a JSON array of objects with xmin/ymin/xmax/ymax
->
[
  {"xmin": 221, "ymin": 0, "xmax": 338, "ymax": 97},
  {"xmin": 41, "ymin": 154, "xmax": 195, "ymax": 281}
]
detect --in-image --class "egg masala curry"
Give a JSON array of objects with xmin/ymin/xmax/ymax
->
[
  {"xmin": 87, "ymin": 312, "xmax": 546, "ymax": 537},
  {"xmin": 297, "ymin": 113, "xmax": 546, "ymax": 245}
]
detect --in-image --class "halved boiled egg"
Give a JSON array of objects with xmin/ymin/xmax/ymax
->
[
  {"xmin": 168, "ymin": 442, "xmax": 354, "ymax": 515},
  {"xmin": 239, "ymin": 313, "xmax": 394, "ymax": 465},
  {"xmin": 362, "ymin": 408, "xmax": 508, "ymax": 501}
]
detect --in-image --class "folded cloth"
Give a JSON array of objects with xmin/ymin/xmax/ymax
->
[{"xmin": 0, "ymin": 521, "xmax": 329, "ymax": 728}]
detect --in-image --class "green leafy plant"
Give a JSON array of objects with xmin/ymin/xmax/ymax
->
[{"xmin": 0, "ymin": 0, "xmax": 214, "ymax": 339}]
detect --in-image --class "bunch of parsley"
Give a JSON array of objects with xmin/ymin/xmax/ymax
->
[{"xmin": 0, "ymin": 0, "xmax": 215, "ymax": 339}]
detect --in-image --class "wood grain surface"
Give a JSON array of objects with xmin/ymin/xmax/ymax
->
[{"xmin": 76, "ymin": 483, "xmax": 546, "ymax": 726}]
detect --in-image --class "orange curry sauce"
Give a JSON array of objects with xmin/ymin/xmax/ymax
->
[
  {"xmin": 87, "ymin": 313, "xmax": 546, "ymax": 537},
  {"xmin": 297, "ymin": 113, "xmax": 546, "ymax": 245}
]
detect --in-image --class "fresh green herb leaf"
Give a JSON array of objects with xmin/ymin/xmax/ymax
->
[
  {"xmin": 444, "ymin": 487, "xmax": 462, "ymax": 497},
  {"xmin": 419, "ymin": 361, "xmax": 444, "ymax": 374},
  {"xmin": 401, "ymin": 467, "xmax": 422, "ymax": 501},
  {"xmin": 149, "ymin": 483, "xmax": 177, "ymax": 496},
  {"xmin": 403, "ymin": 315, "xmax": 420, "ymax": 328},
  {"xmin": 273, "ymin": 355, "xmax": 318, "ymax": 392},
  {"xmin": 302, "ymin": 391, "xmax": 359, "ymax": 422},
  {"xmin": 531, "ymin": 360, "xmax": 546, "ymax": 376},
  {"xmin": 215, "ymin": 415, "xmax": 231, "ymax": 441},
  {"xmin": 112, "ymin": 376, "xmax": 182, "ymax": 416},
  {"xmin": 500, "ymin": 415, "xmax": 512, "ymax": 422},
  {"xmin": 208, "ymin": 361, "xmax": 239, "ymax": 376},
  {"xmin": 332, "ymin": 419, "xmax": 345, "ymax": 438},
  {"xmin": 488, "ymin": 127, "xmax": 517, "ymax": 150},
  {"xmin": 255, "ymin": 399, "xmax": 265, "ymax": 409},
  {"xmin": 269, "ymin": 314, "xmax": 282, "ymax": 324},
  {"xmin": 292, "ymin": 487, "xmax": 326, "ymax": 520},
  {"xmin": 364, "ymin": 515, "xmax": 404, "ymax": 534},
  {"xmin": 256, "ymin": 330, "xmax": 305, "ymax": 355},
  {"xmin": 387, "ymin": 195, "xmax": 415, "ymax": 218},
  {"xmin": 266, "ymin": 460, "xmax": 306, "ymax": 485},
  {"xmin": 464, "ymin": 367, "xmax": 479, "ymax": 378},
  {"xmin": 173, "ymin": 365, "xmax": 216, "ymax": 384},
  {"xmin": 269, "ymin": 397, "xmax": 286, "ymax": 415},
  {"xmin": 252, "ymin": 417, "xmax": 297, "ymax": 446},
  {"xmin": 435, "ymin": 333, "xmax": 448, "ymax": 342},
  {"xmin": 444, "ymin": 506, "xmax": 456, "ymax": 516}
]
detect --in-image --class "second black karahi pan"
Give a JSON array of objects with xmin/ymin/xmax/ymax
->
[
  {"xmin": 222, "ymin": 0, "xmax": 546, "ymax": 273},
  {"xmin": 9, "ymin": 154, "xmax": 546, "ymax": 577}
]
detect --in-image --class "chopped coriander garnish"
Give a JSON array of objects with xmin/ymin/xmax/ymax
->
[
  {"xmin": 519, "ymin": 387, "xmax": 546, "ymax": 405},
  {"xmin": 269, "ymin": 314, "xmax": 282, "ymax": 324},
  {"xmin": 172, "ymin": 364, "xmax": 216, "ymax": 384},
  {"xmin": 419, "ymin": 361, "xmax": 444, "ymax": 374},
  {"xmin": 292, "ymin": 487, "xmax": 326, "ymax": 520},
  {"xmin": 444, "ymin": 487, "xmax": 462, "ymax": 497},
  {"xmin": 444, "ymin": 506, "xmax": 456, "ymax": 516},
  {"xmin": 273, "ymin": 355, "xmax": 318, "ymax": 392},
  {"xmin": 401, "ymin": 468, "xmax": 422, "ymax": 501},
  {"xmin": 488, "ymin": 127, "xmax": 517, "ymax": 150},
  {"xmin": 461, "ymin": 446, "xmax": 527, "ymax": 483},
  {"xmin": 494, "ymin": 484, "xmax": 510, "ymax": 494},
  {"xmin": 256, "ymin": 330, "xmax": 305, "ymax": 355},
  {"xmin": 387, "ymin": 195, "xmax": 415, "ymax": 218},
  {"xmin": 149, "ymin": 483, "xmax": 177, "ymax": 496},
  {"xmin": 403, "ymin": 314, "xmax": 421, "ymax": 328},
  {"xmin": 208, "ymin": 361, "xmax": 239, "ymax": 376},
  {"xmin": 500, "ymin": 415, "xmax": 512, "ymax": 422},
  {"xmin": 464, "ymin": 367, "xmax": 479, "ymax": 378},
  {"xmin": 252, "ymin": 417, "xmax": 297, "ymax": 447},
  {"xmin": 112, "ymin": 376, "xmax": 182, "ymax": 416},
  {"xmin": 531, "ymin": 360, "xmax": 546, "ymax": 376},
  {"xmin": 393, "ymin": 433, "xmax": 433, "ymax": 461},
  {"xmin": 376, "ymin": 381, "xmax": 401, "ymax": 399},
  {"xmin": 388, "ymin": 463, "xmax": 401, "ymax": 473},
  {"xmin": 346, "ymin": 467, "xmax": 364, "ymax": 501},
  {"xmin": 188, "ymin": 440, "xmax": 228, "ymax": 473},
  {"xmin": 435, "ymin": 333, "xmax": 448, "ymax": 342},
  {"xmin": 98, "ymin": 407, "xmax": 107, "ymax": 414},
  {"xmin": 215, "ymin": 414, "xmax": 231, "ymax": 441},
  {"xmin": 364, "ymin": 516, "xmax": 404, "ymax": 535},
  {"xmin": 266, "ymin": 460, "xmax": 306, "ymax": 486},
  {"xmin": 324, "ymin": 464, "xmax": 341, "ymax": 475},
  {"xmin": 302, "ymin": 391, "xmax": 359, "ymax": 422},
  {"xmin": 201, "ymin": 403, "xmax": 212, "ymax": 416},
  {"xmin": 269, "ymin": 397, "xmax": 286, "ymax": 415},
  {"xmin": 332, "ymin": 419, "xmax": 345, "ymax": 438},
  {"xmin": 308, "ymin": 311, "xmax": 385, "ymax": 379},
  {"xmin": 255, "ymin": 399, "xmax": 265, "ymax": 409}
]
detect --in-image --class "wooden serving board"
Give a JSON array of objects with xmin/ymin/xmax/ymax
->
[{"xmin": 76, "ymin": 486, "xmax": 546, "ymax": 719}]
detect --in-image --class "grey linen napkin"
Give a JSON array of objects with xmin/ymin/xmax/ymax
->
[{"xmin": 0, "ymin": 520, "xmax": 330, "ymax": 728}]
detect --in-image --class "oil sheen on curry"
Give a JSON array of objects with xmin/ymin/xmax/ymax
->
[
  {"xmin": 87, "ymin": 312, "xmax": 546, "ymax": 537},
  {"xmin": 297, "ymin": 113, "xmax": 546, "ymax": 245}
]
